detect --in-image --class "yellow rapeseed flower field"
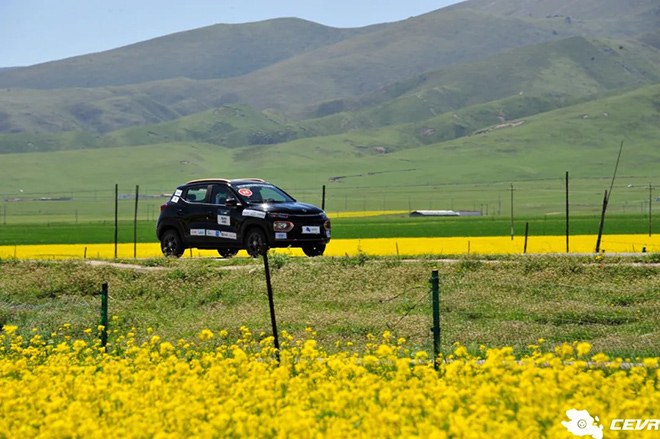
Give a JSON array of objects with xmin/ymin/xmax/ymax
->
[
  {"xmin": 1, "ymin": 234, "xmax": 658, "ymax": 259},
  {"xmin": 0, "ymin": 326, "xmax": 658, "ymax": 438}
]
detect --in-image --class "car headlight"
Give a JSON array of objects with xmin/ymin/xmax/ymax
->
[{"xmin": 273, "ymin": 221, "xmax": 294, "ymax": 232}]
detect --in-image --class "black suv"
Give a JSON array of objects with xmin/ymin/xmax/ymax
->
[{"xmin": 157, "ymin": 178, "xmax": 331, "ymax": 258}]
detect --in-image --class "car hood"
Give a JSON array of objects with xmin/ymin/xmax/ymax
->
[{"xmin": 258, "ymin": 202, "xmax": 324, "ymax": 215}]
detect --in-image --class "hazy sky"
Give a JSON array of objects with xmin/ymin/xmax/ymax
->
[{"xmin": 1, "ymin": 0, "xmax": 464, "ymax": 67}]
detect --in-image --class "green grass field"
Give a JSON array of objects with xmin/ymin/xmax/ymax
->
[
  {"xmin": 0, "ymin": 214, "xmax": 654, "ymax": 246},
  {"xmin": 1, "ymin": 256, "xmax": 658, "ymax": 358},
  {"xmin": 1, "ymin": 84, "xmax": 658, "ymax": 221}
]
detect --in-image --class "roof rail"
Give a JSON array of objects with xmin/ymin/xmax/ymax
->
[
  {"xmin": 185, "ymin": 178, "xmax": 230, "ymax": 184},
  {"xmin": 231, "ymin": 178, "xmax": 266, "ymax": 183},
  {"xmin": 185, "ymin": 177, "xmax": 267, "ymax": 184}
]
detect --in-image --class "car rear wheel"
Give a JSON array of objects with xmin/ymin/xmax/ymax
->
[
  {"xmin": 302, "ymin": 243, "xmax": 326, "ymax": 257},
  {"xmin": 217, "ymin": 248, "xmax": 239, "ymax": 258},
  {"xmin": 245, "ymin": 228, "xmax": 268, "ymax": 258},
  {"xmin": 161, "ymin": 230, "xmax": 184, "ymax": 258}
]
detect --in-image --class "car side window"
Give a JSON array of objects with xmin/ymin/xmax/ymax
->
[
  {"xmin": 211, "ymin": 185, "xmax": 232, "ymax": 205},
  {"xmin": 184, "ymin": 186, "xmax": 208, "ymax": 203}
]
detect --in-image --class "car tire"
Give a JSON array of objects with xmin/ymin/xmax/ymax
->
[
  {"xmin": 245, "ymin": 228, "xmax": 268, "ymax": 258},
  {"xmin": 217, "ymin": 248, "xmax": 239, "ymax": 258},
  {"xmin": 161, "ymin": 229, "xmax": 185, "ymax": 258},
  {"xmin": 302, "ymin": 243, "xmax": 326, "ymax": 257}
]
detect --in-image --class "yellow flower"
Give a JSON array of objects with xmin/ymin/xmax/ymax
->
[
  {"xmin": 1, "ymin": 325, "xmax": 658, "ymax": 438},
  {"xmin": 591, "ymin": 352, "xmax": 609, "ymax": 363},
  {"xmin": 198, "ymin": 329, "xmax": 214, "ymax": 341},
  {"xmin": 454, "ymin": 345, "xmax": 469, "ymax": 358},
  {"xmin": 159, "ymin": 342, "xmax": 175, "ymax": 356},
  {"xmin": 3, "ymin": 325, "xmax": 18, "ymax": 335},
  {"xmin": 642, "ymin": 357, "xmax": 658, "ymax": 368},
  {"xmin": 554, "ymin": 343, "xmax": 574, "ymax": 358},
  {"xmin": 72, "ymin": 340, "xmax": 87, "ymax": 352},
  {"xmin": 576, "ymin": 342, "xmax": 591, "ymax": 357}
]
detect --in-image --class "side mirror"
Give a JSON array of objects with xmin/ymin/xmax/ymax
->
[{"xmin": 225, "ymin": 197, "xmax": 240, "ymax": 207}]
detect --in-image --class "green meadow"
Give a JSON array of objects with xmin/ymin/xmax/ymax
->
[
  {"xmin": 1, "ymin": 84, "xmax": 658, "ymax": 223},
  {"xmin": 0, "ymin": 214, "xmax": 654, "ymax": 246},
  {"xmin": 1, "ymin": 256, "xmax": 658, "ymax": 358}
]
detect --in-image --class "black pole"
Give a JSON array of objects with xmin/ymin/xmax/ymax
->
[
  {"xmin": 594, "ymin": 141, "xmax": 624, "ymax": 253},
  {"xmin": 649, "ymin": 184, "xmax": 653, "ymax": 237},
  {"xmin": 510, "ymin": 183, "xmax": 514, "ymax": 240},
  {"xmin": 524, "ymin": 222, "xmax": 529, "ymax": 254},
  {"xmin": 595, "ymin": 190, "xmax": 608, "ymax": 253},
  {"xmin": 114, "ymin": 184, "xmax": 118, "ymax": 259},
  {"xmin": 430, "ymin": 270, "xmax": 440, "ymax": 371},
  {"xmin": 100, "ymin": 283, "xmax": 108, "ymax": 352},
  {"xmin": 262, "ymin": 250, "xmax": 280, "ymax": 363},
  {"xmin": 321, "ymin": 185, "xmax": 326, "ymax": 211},
  {"xmin": 134, "ymin": 185, "xmax": 139, "ymax": 259},
  {"xmin": 607, "ymin": 140, "xmax": 624, "ymax": 204},
  {"xmin": 565, "ymin": 171, "xmax": 569, "ymax": 253}
]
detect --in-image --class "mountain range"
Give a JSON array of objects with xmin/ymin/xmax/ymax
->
[
  {"xmin": 1, "ymin": 0, "xmax": 658, "ymax": 136},
  {"xmin": 0, "ymin": 0, "xmax": 658, "ymax": 207}
]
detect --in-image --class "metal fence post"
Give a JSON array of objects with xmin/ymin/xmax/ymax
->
[
  {"xmin": 262, "ymin": 250, "xmax": 280, "ymax": 364},
  {"xmin": 595, "ymin": 190, "xmax": 608, "ymax": 253},
  {"xmin": 430, "ymin": 270, "xmax": 440, "ymax": 371},
  {"xmin": 133, "ymin": 185, "xmax": 139, "ymax": 258},
  {"xmin": 114, "ymin": 184, "xmax": 119, "ymax": 259},
  {"xmin": 100, "ymin": 283, "xmax": 108, "ymax": 352},
  {"xmin": 321, "ymin": 185, "xmax": 326, "ymax": 211}
]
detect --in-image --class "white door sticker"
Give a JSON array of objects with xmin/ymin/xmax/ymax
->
[
  {"xmin": 242, "ymin": 209, "xmax": 266, "ymax": 219},
  {"xmin": 217, "ymin": 215, "xmax": 231, "ymax": 226},
  {"xmin": 204, "ymin": 230, "xmax": 237, "ymax": 240},
  {"xmin": 190, "ymin": 229, "xmax": 205, "ymax": 236},
  {"xmin": 220, "ymin": 231, "xmax": 237, "ymax": 240}
]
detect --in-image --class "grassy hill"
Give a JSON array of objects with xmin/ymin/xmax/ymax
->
[
  {"xmin": 457, "ymin": 0, "xmax": 660, "ymax": 22},
  {"xmin": 0, "ymin": 18, "xmax": 378, "ymax": 89},
  {"xmin": 2, "ymin": 35, "xmax": 658, "ymax": 153},
  {"xmin": 4, "ymin": 0, "xmax": 655, "ymax": 135},
  {"xmin": 1, "ymin": 84, "xmax": 658, "ymax": 219}
]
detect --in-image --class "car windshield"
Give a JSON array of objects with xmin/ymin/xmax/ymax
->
[{"xmin": 234, "ymin": 183, "xmax": 295, "ymax": 204}]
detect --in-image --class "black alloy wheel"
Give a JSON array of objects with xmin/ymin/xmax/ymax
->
[
  {"xmin": 161, "ymin": 230, "xmax": 184, "ymax": 258},
  {"xmin": 245, "ymin": 228, "xmax": 268, "ymax": 258}
]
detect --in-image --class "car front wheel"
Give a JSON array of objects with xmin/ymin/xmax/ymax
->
[
  {"xmin": 161, "ymin": 230, "xmax": 185, "ymax": 258},
  {"xmin": 302, "ymin": 243, "xmax": 326, "ymax": 257},
  {"xmin": 245, "ymin": 228, "xmax": 268, "ymax": 258}
]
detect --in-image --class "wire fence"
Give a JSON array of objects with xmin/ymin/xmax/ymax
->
[{"xmin": 0, "ymin": 177, "xmax": 657, "ymax": 225}]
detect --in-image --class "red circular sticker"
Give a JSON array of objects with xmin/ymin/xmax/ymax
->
[{"xmin": 238, "ymin": 188, "xmax": 253, "ymax": 197}]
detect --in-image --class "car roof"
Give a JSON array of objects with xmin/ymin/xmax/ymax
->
[{"xmin": 185, "ymin": 177, "xmax": 266, "ymax": 185}]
